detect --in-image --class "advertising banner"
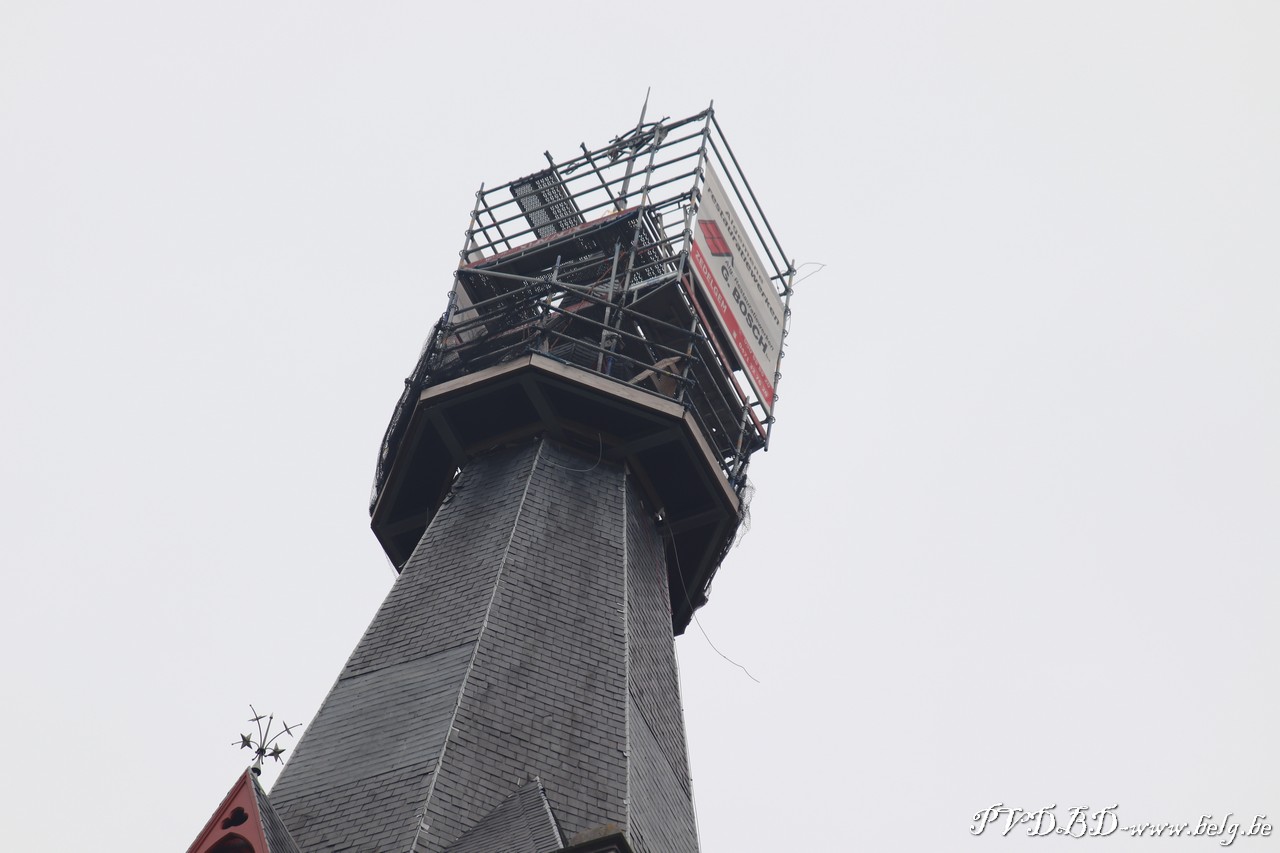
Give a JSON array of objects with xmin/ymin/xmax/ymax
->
[{"xmin": 689, "ymin": 166, "xmax": 785, "ymax": 414}]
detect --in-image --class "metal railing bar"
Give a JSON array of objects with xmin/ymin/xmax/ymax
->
[
  {"xmin": 479, "ymin": 202, "xmax": 515, "ymax": 254},
  {"xmin": 539, "ymin": 328, "xmax": 692, "ymax": 385},
  {"xmin": 538, "ymin": 305, "xmax": 696, "ymax": 363},
  {"xmin": 710, "ymin": 114, "xmax": 792, "ymax": 277},
  {"xmin": 676, "ymin": 275, "xmax": 767, "ymax": 440},
  {"xmin": 475, "ymin": 161, "xmax": 701, "ymax": 237},
  {"xmin": 579, "ymin": 142, "xmax": 621, "ymax": 209},
  {"xmin": 476, "ymin": 148, "xmax": 701, "ymax": 225},
  {"xmin": 469, "ymin": 192, "xmax": 635, "ymax": 244},
  {"xmin": 707, "ymin": 138, "xmax": 785, "ymax": 284},
  {"xmin": 471, "ymin": 120, "xmax": 707, "ymax": 206}
]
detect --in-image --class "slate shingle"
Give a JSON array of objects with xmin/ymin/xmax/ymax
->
[
  {"xmin": 444, "ymin": 778, "xmax": 562, "ymax": 853},
  {"xmin": 252, "ymin": 775, "xmax": 305, "ymax": 853},
  {"xmin": 271, "ymin": 438, "xmax": 699, "ymax": 852}
]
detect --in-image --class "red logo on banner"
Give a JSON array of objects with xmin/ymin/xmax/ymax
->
[
  {"xmin": 698, "ymin": 221, "xmax": 732, "ymax": 257},
  {"xmin": 691, "ymin": 242, "xmax": 775, "ymax": 406}
]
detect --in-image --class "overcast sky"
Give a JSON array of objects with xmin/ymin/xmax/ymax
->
[{"xmin": 3, "ymin": 2, "xmax": 1278, "ymax": 850}]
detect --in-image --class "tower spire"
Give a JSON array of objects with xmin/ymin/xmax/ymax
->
[{"xmin": 200, "ymin": 104, "xmax": 794, "ymax": 853}]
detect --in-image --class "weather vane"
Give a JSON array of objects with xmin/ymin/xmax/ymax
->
[{"xmin": 236, "ymin": 705, "xmax": 299, "ymax": 776}]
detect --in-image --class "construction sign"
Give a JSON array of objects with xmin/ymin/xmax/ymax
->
[{"xmin": 689, "ymin": 165, "xmax": 785, "ymax": 414}]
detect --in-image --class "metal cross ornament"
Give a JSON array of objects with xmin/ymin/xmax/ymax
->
[{"xmin": 235, "ymin": 705, "xmax": 299, "ymax": 776}]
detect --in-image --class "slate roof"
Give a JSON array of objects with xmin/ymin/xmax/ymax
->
[
  {"xmin": 268, "ymin": 439, "xmax": 699, "ymax": 852},
  {"xmin": 252, "ymin": 774, "xmax": 304, "ymax": 853},
  {"xmin": 445, "ymin": 778, "xmax": 564, "ymax": 853}
]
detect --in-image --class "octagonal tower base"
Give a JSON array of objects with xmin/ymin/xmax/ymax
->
[{"xmin": 270, "ymin": 438, "xmax": 698, "ymax": 853}]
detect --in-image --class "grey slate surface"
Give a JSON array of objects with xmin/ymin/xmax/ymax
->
[
  {"xmin": 271, "ymin": 438, "xmax": 698, "ymax": 853},
  {"xmin": 623, "ymin": 474, "xmax": 699, "ymax": 852},
  {"xmin": 270, "ymin": 447, "xmax": 538, "ymax": 852},
  {"xmin": 413, "ymin": 440, "xmax": 630, "ymax": 849},
  {"xmin": 445, "ymin": 778, "xmax": 563, "ymax": 853},
  {"xmin": 252, "ymin": 774, "xmax": 305, "ymax": 853}
]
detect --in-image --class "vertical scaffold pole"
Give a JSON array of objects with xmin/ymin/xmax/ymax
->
[
  {"xmin": 616, "ymin": 89, "xmax": 650, "ymax": 209},
  {"xmin": 675, "ymin": 107, "xmax": 715, "ymax": 408}
]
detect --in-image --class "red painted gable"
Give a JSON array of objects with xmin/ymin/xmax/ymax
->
[{"xmin": 186, "ymin": 770, "xmax": 272, "ymax": 853}]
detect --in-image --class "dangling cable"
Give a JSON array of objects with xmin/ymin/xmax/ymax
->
[{"xmin": 666, "ymin": 521, "xmax": 760, "ymax": 684}]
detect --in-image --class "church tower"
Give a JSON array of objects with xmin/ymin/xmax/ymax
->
[{"xmin": 211, "ymin": 105, "xmax": 793, "ymax": 853}]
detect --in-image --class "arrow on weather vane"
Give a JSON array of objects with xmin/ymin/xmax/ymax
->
[{"xmin": 234, "ymin": 704, "xmax": 300, "ymax": 776}]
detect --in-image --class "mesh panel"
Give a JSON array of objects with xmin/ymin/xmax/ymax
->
[{"xmin": 511, "ymin": 170, "xmax": 584, "ymax": 239}]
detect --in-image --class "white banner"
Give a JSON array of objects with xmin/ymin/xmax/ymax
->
[{"xmin": 689, "ymin": 166, "xmax": 785, "ymax": 414}]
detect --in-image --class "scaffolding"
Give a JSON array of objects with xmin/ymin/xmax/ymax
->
[{"xmin": 373, "ymin": 105, "xmax": 794, "ymax": 531}]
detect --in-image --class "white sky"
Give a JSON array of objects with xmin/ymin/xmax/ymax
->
[{"xmin": 2, "ymin": 2, "xmax": 1277, "ymax": 850}]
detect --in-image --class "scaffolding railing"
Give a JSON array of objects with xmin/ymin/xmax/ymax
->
[{"xmin": 373, "ymin": 105, "xmax": 793, "ymax": 513}]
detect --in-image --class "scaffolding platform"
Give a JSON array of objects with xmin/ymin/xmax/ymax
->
[{"xmin": 370, "ymin": 106, "xmax": 794, "ymax": 632}]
